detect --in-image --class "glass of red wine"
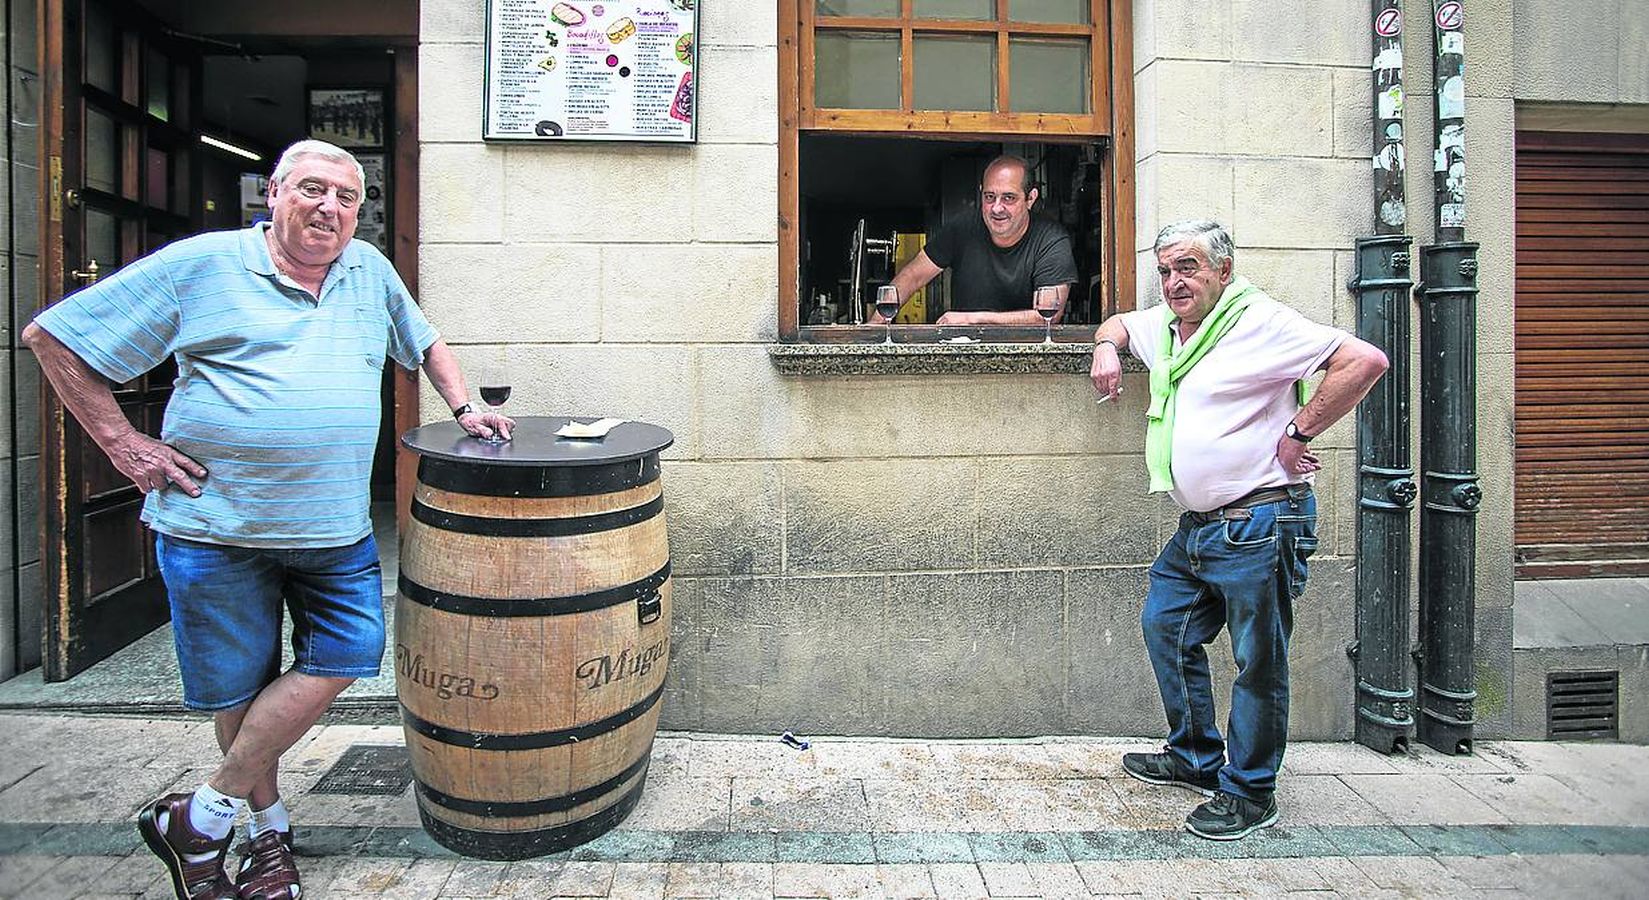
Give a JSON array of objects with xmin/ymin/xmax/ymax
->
[
  {"xmin": 875, "ymin": 285, "xmax": 900, "ymax": 345},
  {"xmin": 1034, "ymin": 286, "xmax": 1062, "ymax": 344},
  {"xmin": 478, "ymin": 383, "xmax": 511, "ymax": 442}
]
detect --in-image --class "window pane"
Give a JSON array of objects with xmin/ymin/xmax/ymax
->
[
  {"xmin": 146, "ymin": 49, "xmax": 172, "ymax": 121},
  {"xmin": 816, "ymin": 0, "xmax": 897, "ymax": 15},
  {"xmin": 914, "ymin": 0, "xmax": 993, "ymax": 19},
  {"xmin": 85, "ymin": 209, "xmax": 119, "ymax": 273},
  {"xmin": 815, "ymin": 31, "xmax": 901, "ymax": 109},
  {"xmin": 913, "ymin": 34, "xmax": 996, "ymax": 111},
  {"xmin": 171, "ymin": 63, "xmax": 193, "ymax": 129},
  {"xmin": 84, "ymin": 3, "xmax": 117, "ymax": 95},
  {"xmin": 1009, "ymin": 0, "xmax": 1090, "ymax": 24},
  {"xmin": 1010, "ymin": 38, "xmax": 1089, "ymax": 113},
  {"xmin": 146, "ymin": 146, "xmax": 169, "ymax": 211},
  {"xmin": 85, "ymin": 109, "xmax": 119, "ymax": 195}
]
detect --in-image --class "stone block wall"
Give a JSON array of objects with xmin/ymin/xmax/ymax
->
[
  {"xmin": 3, "ymin": 0, "xmax": 44, "ymax": 680},
  {"xmin": 416, "ymin": 0, "xmax": 1523, "ymax": 738}
]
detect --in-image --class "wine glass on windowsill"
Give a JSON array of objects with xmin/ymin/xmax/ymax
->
[
  {"xmin": 875, "ymin": 285, "xmax": 900, "ymax": 345},
  {"xmin": 1034, "ymin": 286, "xmax": 1062, "ymax": 344}
]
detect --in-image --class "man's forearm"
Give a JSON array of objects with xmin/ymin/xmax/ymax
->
[
  {"xmin": 1093, "ymin": 314, "xmax": 1130, "ymax": 351},
  {"xmin": 419, "ymin": 338, "xmax": 472, "ymax": 413},
  {"xmin": 1292, "ymin": 338, "xmax": 1390, "ymax": 437},
  {"xmin": 953, "ymin": 308, "xmax": 1047, "ymax": 326},
  {"xmin": 22, "ymin": 323, "xmax": 138, "ymax": 449}
]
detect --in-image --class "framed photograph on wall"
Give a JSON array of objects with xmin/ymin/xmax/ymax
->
[
  {"xmin": 308, "ymin": 87, "xmax": 386, "ymax": 149},
  {"xmin": 354, "ymin": 153, "xmax": 391, "ymax": 255}
]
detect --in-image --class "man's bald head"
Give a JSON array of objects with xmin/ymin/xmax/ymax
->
[{"xmin": 982, "ymin": 155, "xmax": 1033, "ymax": 194}]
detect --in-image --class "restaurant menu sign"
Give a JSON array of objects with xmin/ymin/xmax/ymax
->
[{"xmin": 484, "ymin": 0, "xmax": 697, "ymax": 143}]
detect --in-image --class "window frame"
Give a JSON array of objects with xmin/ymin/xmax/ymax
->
[{"xmin": 778, "ymin": 0, "xmax": 1136, "ymax": 342}]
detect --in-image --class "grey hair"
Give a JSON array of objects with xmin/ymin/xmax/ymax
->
[
  {"xmin": 271, "ymin": 139, "xmax": 365, "ymax": 189},
  {"xmin": 1154, "ymin": 219, "xmax": 1235, "ymax": 269}
]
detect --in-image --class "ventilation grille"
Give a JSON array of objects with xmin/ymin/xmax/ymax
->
[
  {"xmin": 1547, "ymin": 671, "xmax": 1619, "ymax": 740},
  {"xmin": 310, "ymin": 744, "xmax": 413, "ymax": 796}
]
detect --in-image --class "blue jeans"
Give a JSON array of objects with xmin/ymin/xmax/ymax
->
[
  {"xmin": 155, "ymin": 534, "xmax": 386, "ymax": 711},
  {"xmin": 1142, "ymin": 488, "xmax": 1318, "ymax": 802}
]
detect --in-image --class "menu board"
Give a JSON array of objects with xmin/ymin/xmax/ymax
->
[{"xmin": 484, "ymin": 0, "xmax": 697, "ymax": 143}]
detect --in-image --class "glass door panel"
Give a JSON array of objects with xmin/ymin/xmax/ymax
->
[{"xmin": 145, "ymin": 47, "xmax": 171, "ymax": 121}]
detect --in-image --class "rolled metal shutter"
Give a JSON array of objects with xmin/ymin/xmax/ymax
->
[{"xmin": 1514, "ymin": 131, "xmax": 1649, "ymax": 578}]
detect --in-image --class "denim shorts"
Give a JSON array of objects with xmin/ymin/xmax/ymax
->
[{"xmin": 155, "ymin": 533, "xmax": 387, "ymax": 711}]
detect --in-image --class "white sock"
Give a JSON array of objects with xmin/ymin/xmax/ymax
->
[
  {"xmin": 250, "ymin": 798, "xmax": 291, "ymax": 838},
  {"xmin": 186, "ymin": 783, "xmax": 244, "ymax": 842}
]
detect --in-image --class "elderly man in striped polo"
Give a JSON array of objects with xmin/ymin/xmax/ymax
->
[{"xmin": 23, "ymin": 140, "xmax": 511, "ymax": 900}]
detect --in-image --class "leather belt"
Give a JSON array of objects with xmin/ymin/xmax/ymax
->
[{"xmin": 1185, "ymin": 484, "xmax": 1311, "ymax": 526}]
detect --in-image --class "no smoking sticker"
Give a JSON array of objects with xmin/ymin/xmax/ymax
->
[
  {"xmin": 1435, "ymin": 1, "xmax": 1463, "ymax": 30},
  {"xmin": 1375, "ymin": 8, "xmax": 1402, "ymax": 37}
]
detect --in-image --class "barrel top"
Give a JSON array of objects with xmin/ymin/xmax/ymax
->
[{"xmin": 401, "ymin": 417, "xmax": 675, "ymax": 467}]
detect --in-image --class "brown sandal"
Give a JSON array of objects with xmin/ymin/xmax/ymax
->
[
  {"xmin": 136, "ymin": 792, "xmax": 237, "ymax": 900},
  {"xmin": 235, "ymin": 830, "xmax": 301, "ymax": 899}
]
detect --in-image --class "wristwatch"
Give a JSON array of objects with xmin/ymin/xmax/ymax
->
[
  {"xmin": 1285, "ymin": 421, "xmax": 1315, "ymax": 444},
  {"xmin": 452, "ymin": 402, "xmax": 476, "ymax": 420}
]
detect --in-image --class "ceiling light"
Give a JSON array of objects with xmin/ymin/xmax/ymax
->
[{"xmin": 200, "ymin": 134, "xmax": 261, "ymax": 162}]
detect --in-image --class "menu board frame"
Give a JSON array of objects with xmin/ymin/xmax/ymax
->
[{"xmin": 482, "ymin": 0, "xmax": 699, "ymax": 144}]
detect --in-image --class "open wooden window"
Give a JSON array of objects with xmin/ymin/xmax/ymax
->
[{"xmin": 778, "ymin": 0, "xmax": 1134, "ymax": 341}]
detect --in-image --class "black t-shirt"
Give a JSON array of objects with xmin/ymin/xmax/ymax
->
[{"xmin": 924, "ymin": 215, "xmax": 1079, "ymax": 312}]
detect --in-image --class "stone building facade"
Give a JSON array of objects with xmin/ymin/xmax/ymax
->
[{"xmin": 2, "ymin": 0, "xmax": 1644, "ymax": 741}]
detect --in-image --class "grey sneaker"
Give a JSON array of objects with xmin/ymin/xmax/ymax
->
[
  {"xmin": 1121, "ymin": 751, "xmax": 1218, "ymax": 796},
  {"xmin": 1184, "ymin": 791, "xmax": 1279, "ymax": 841}
]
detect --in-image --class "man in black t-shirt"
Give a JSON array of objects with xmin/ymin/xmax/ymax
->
[{"xmin": 875, "ymin": 155, "xmax": 1079, "ymax": 325}]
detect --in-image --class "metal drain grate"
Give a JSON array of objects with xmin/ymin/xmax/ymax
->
[
  {"xmin": 1547, "ymin": 670, "xmax": 1619, "ymax": 740},
  {"xmin": 310, "ymin": 744, "xmax": 414, "ymax": 796}
]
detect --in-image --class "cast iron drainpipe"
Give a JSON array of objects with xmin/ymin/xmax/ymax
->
[
  {"xmin": 1349, "ymin": 0, "xmax": 1418, "ymax": 755},
  {"xmin": 1416, "ymin": 0, "xmax": 1481, "ymax": 756}
]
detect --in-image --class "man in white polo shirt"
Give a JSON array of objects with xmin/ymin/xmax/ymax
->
[
  {"xmin": 24, "ymin": 140, "xmax": 511, "ymax": 899},
  {"xmin": 1089, "ymin": 219, "xmax": 1389, "ymax": 840}
]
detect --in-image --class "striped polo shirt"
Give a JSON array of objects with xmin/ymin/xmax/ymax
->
[{"xmin": 35, "ymin": 223, "xmax": 437, "ymax": 548}]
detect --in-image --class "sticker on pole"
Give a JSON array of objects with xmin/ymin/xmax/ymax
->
[
  {"xmin": 1435, "ymin": 2, "xmax": 1463, "ymax": 30},
  {"xmin": 1375, "ymin": 8, "xmax": 1402, "ymax": 37}
]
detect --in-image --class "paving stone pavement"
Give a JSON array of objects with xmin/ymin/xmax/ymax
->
[{"xmin": 0, "ymin": 714, "xmax": 1646, "ymax": 898}]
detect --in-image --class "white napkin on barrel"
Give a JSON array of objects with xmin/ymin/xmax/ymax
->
[{"xmin": 556, "ymin": 417, "xmax": 626, "ymax": 439}]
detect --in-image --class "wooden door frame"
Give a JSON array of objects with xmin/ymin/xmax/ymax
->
[
  {"xmin": 391, "ymin": 43, "xmax": 419, "ymax": 536},
  {"xmin": 39, "ymin": 0, "xmax": 77, "ymax": 680}
]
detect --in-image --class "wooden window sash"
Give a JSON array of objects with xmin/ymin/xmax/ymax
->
[{"xmin": 802, "ymin": 0, "xmax": 1112, "ymax": 132}]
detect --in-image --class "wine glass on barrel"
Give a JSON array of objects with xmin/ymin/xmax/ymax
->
[
  {"xmin": 1034, "ymin": 286, "xmax": 1062, "ymax": 345},
  {"xmin": 875, "ymin": 285, "xmax": 900, "ymax": 345},
  {"xmin": 478, "ymin": 383, "xmax": 512, "ymax": 443}
]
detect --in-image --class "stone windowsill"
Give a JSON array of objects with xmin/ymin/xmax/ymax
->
[{"xmin": 768, "ymin": 342, "xmax": 1147, "ymax": 377}]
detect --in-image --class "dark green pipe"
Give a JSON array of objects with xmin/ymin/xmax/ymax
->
[
  {"xmin": 1416, "ymin": 242, "xmax": 1481, "ymax": 755},
  {"xmin": 1351, "ymin": 235, "xmax": 1416, "ymax": 753}
]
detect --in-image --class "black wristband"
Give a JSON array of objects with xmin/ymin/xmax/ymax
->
[
  {"xmin": 1095, "ymin": 338, "xmax": 1119, "ymax": 352},
  {"xmin": 452, "ymin": 403, "xmax": 475, "ymax": 419}
]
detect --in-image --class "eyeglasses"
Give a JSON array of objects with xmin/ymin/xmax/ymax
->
[
  {"xmin": 293, "ymin": 179, "xmax": 361, "ymax": 208},
  {"xmin": 980, "ymin": 190, "xmax": 1025, "ymax": 207}
]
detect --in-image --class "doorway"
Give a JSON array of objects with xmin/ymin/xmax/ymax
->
[{"xmin": 28, "ymin": 0, "xmax": 419, "ymax": 681}]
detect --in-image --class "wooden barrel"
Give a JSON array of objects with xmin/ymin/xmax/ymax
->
[{"xmin": 397, "ymin": 417, "xmax": 675, "ymax": 860}]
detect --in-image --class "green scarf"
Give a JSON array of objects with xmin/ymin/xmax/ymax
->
[{"xmin": 1146, "ymin": 276, "xmax": 1292, "ymax": 493}]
